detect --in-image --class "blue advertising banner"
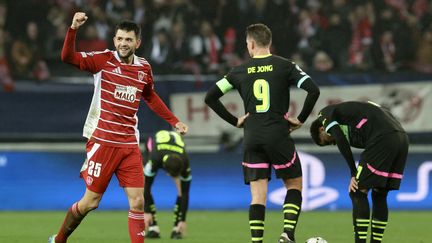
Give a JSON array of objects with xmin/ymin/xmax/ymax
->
[{"xmin": 0, "ymin": 150, "xmax": 430, "ymax": 210}]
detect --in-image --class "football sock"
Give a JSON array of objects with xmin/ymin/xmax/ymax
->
[
  {"xmin": 148, "ymin": 203, "xmax": 158, "ymax": 226},
  {"xmin": 173, "ymin": 196, "xmax": 181, "ymax": 227},
  {"xmin": 55, "ymin": 202, "xmax": 87, "ymax": 243},
  {"xmin": 283, "ymin": 189, "xmax": 302, "ymax": 241},
  {"xmin": 350, "ymin": 191, "xmax": 370, "ymax": 243},
  {"xmin": 128, "ymin": 210, "xmax": 145, "ymax": 243},
  {"xmin": 370, "ymin": 190, "xmax": 389, "ymax": 243},
  {"xmin": 249, "ymin": 204, "xmax": 265, "ymax": 243}
]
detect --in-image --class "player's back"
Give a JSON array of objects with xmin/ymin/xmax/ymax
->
[
  {"xmin": 226, "ymin": 55, "xmax": 303, "ymax": 144},
  {"xmin": 325, "ymin": 101, "xmax": 405, "ymax": 147}
]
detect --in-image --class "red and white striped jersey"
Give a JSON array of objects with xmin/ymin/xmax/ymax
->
[
  {"xmin": 80, "ymin": 50, "xmax": 151, "ymax": 147},
  {"xmin": 62, "ymin": 28, "xmax": 179, "ymax": 148}
]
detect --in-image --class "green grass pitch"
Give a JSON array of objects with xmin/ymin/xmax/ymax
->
[{"xmin": 0, "ymin": 210, "xmax": 430, "ymax": 242}]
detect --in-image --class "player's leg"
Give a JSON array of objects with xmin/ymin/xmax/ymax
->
[
  {"xmin": 266, "ymin": 140, "xmax": 301, "ymax": 243},
  {"xmin": 118, "ymin": 147, "xmax": 145, "ymax": 243},
  {"xmin": 249, "ymin": 179, "xmax": 268, "ymax": 243},
  {"xmin": 370, "ymin": 189, "xmax": 388, "ymax": 243},
  {"xmin": 50, "ymin": 141, "xmax": 116, "ymax": 243},
  {"xmin": 125, "ymin": 187, "xmax": 145, "ymax": 243},
  {"xmin": 349, "ymin": 189, "xmax": 370, "ymax": 243},
  {"xmin": 243, "ymin": 144, "xmax": 271, "ymax": 243},
  {"xmin": 370, "ymin": 132, "xmax": 408, "ymax": 243},
  {"xmin": 280, "ymin": 176, "xmax": 302, "ymax": 243},
  {"xmin": 51, "ymin": 189, "xmax": 102, "ymax": 243}
]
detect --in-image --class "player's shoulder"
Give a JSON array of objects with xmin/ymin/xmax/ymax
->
[
  {"xmin": 82, "ymin": 49, "xmax": 113, "ymax": 57},
  {"xmin": 136, "ymin": 56, "xmax": 151, "ymax": 66},
  {"xmin": 271, "ymin": 55, "xmax": 297, "ymax": 67}
]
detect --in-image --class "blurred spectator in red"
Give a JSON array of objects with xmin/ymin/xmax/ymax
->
[
  {"xmin": 0, "ymin": 28, "xmax": 13, "ymax": 91},
  {"xmin": 348, "ymin": 3, "xmax": 374, "ymax": 70},
  {"xmin": 190, "ymin": 20, "xmax": 222, "ymax": 73},
  {"xmin": 221, "ymin": 27, "xmax": 242, "ymax": 69}
]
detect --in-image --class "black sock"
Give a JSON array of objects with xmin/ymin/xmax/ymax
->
[
  {"xmin": 149, "ymin": 203, "xmax": 158, "ymax": 226},
  {"xmin": 249, "ymin": 204, "xmax": 265, "ymax": 243},
  {"xmin": 371, "ymin": 190, "xmax": 388, "ymax": 243},
  {"xmin": 283, "ymin": 189, "xmax": 302, "ymax": 241},
  {"xmin": 173, "ymin": 196, "xmax": 181, "ymax": 227},
  {"xmin": 350, "ymin": 191, "xmax": 370, "ymax": 243}
]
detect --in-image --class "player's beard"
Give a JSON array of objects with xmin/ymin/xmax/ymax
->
[{"xmin": 117, "ymin": 47, "xmax": 135, "ymax": 61}]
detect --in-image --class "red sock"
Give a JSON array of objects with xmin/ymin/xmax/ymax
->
[
  {"xmin": 55, "ymin": 202, "xmax": 86, "ymax": 243},
  {"xmin": 128, "ymin": 210, "xmax": 145, "ymax": 243}
]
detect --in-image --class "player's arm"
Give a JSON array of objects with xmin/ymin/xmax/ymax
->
[
  {"xmin": 296, "ymin": 78, "xmax": 320, "ymax": 123},
  {"xmin": 287, "ymin": 63, "xmax": 320, "ymax": 131},
  {"xmin": 61, "ymin": 12, "xmax": 109, "ymax": 73},
  {"xmin": 204, "ymin": 78, "xmax": 240, "ymax": 127},
  {"xmin": 142, "ymin": 83, "xmax": 188, "ymax": 134},
  {"xmin": 327, "ymin": 125, "xmax": 357, "ymax": 176}
]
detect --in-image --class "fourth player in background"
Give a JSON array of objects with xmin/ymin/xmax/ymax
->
[
  {"xmin": 205, "ymin": 23, "xmax": 320, "ymax": 243},
  {"xmin": 310, "ymin": 101, "xmax": 409, "ymax": 243}
]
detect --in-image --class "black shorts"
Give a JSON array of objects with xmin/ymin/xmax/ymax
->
[
  {"xmin": 242, "ymin": 137, "xmax": 302, "ymax": 184},
  {"xmin": 356, "ymin": 132, "xmax": 409, "ymax": 190}
]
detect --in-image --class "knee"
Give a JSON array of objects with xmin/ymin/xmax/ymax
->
[
  {"xmin": 251, "ymin": 191, "xmax": 267, "ymax": 205},
  {"xmin": 129, "ymin": 195, "xmax": 145, "ymax": 211},
  {"xmin": 349, "ymin": 190, "xmax": 368, "ymax": 201},
  {"xmin": 79, "ymin": 200, "xmax": 100, "ymax": 214},
  {"xmin": 284, "ymin": 177, "xmax": 302, "ymax": 191},
  {"xmin": 372, "ymin": 189, "xmax": 388, "ymax": 200}
]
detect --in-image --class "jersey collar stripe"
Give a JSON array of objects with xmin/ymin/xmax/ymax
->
[
  {"xmin": 325, "ymin": 121, "xmax": 339, "ymax": 133},
  {"xmin": 101, "ymin": 79, "xmax": 143, "ymax": 93},
  {"xmin": 296, "ymin": 75, "xmax": 310, "ymax": 88},
  {"xmin": 92, "ymin": 135, "xmax": 138, "ymax": 145},
  {"xmin": 102, "ymin": 70, "xmax": 147, "ymax": 84},
  {"xmin": 367, "ymin": 163, "xmax": 403, "ymax": 179},
  {"xmin": 272, "ymin": 151, "xmax": 297, "ymax": 169},
  {"xmin": 96, "ymin": 127, "xmax": 136, "ymax": 136},
  {"xmin": 356, "ymin": 118, "xmax": 368, "ymax": 129},
  {"xmin": 242, "ymin": 162, "xmax": 269, "ymax": 168},
  {"xmin": 107, "ymin": 61, "xmax": 116, "ymax": 66},
  {"xmin": 101, "ymin": 98, "xmax": 138, "ymax": 111},
  {"xmin": 100, "ymin": 108, "xmax": 135, "ymax": 120},
  {"xmin": 99, "ymin": 117, "xmax": 136, "ymax": 127}
]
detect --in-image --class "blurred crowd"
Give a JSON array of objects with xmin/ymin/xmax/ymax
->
[{"xmin": 2, "ymin": 0, "xmax": 432, "ymax": 91}]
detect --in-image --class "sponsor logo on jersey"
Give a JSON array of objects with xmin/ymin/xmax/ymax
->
[{"xmin": 114, "ymin": 85, "xmax": 137, "ymax": 103}]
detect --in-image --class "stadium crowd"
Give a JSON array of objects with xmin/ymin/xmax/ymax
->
[{"xmin": 1, "ymin": 0, "xmax": 432, "ymax": 91}]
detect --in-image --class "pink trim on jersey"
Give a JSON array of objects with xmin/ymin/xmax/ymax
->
[
  {"xmin": 272, "ymin": 151, "xmax": 297, "ymax": 170},
  {"xmin": 242, "ymin": 162, "xmax": 270, "ymax": 169},
  {"xmin": 367, "ymin": 163, "xmax": 403, "ymax": 179},
  {"xmin": 356, "ymin": 118, "xmax": 368, "ymax": 129}
]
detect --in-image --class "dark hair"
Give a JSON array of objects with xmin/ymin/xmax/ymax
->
[
  {"xmin": 246, "ymin": 23, "xmax": 272, "ymax": 47},
  {"xmin": 310, "ymin": 118, "xmax": 324, "ymax": 146},
  {"xmin": 115, "ymin": 21, "xmax": 141, "ymax": 38},
  {"xmin": 163, "ymin": 154, "xmax": 183, "ymax": 177}
]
